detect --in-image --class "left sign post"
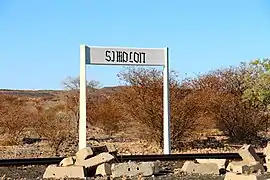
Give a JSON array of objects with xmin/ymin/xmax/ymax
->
[
  {"xmin": 79, "ymin": 45, "xmax": 88, "ymax": 150},
  {"xmin": 79, "ymin": 45, "xmax": 170, "ymax": 154}
]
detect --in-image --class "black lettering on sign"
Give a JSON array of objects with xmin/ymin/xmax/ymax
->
[
  {"xmin": 111, "ymin": 51, "xmax": 115, "ymax": 62},
  {"xmin": 104, "ymin": 50, "xmax": 147, "ymax": 64},
  {"xmin": 116, "ymin": 51, "xmax": 122, "ymax": 62},
  {"xmin": 123, "ymin": 52, "xmax": 128, "ymax": 62},
  {"xmin": 140, "ymin": 52, "xmax": 146, "ymax": 63},
  {"xmin": 133, "ymin": 52, "xmax": 140, "ymax": 63},
  {"xmin": 105, "ymin": 50, "xmax": 111, "ymax": 61},
  {"xmin": 129, "ymin": 52, "xmax": 133, "ymax": 62}
]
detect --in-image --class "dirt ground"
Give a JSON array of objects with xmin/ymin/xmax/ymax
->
[{"xmin": 0, "ymin": 125, "xmax": 266, "ymax": 160}]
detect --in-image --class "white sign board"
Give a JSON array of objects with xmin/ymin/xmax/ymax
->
[
  {"xmin": 79, "ymin": 45, "xmax": 171, "ymax": 155},
  {"xmin": 86, "ymin": 46, "xmax": 165, "ymax": 66}
]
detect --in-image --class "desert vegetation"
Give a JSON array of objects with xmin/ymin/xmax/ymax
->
[{"xmin": 0, "ymin": 58, "xmax": 269, "ymax": 154}]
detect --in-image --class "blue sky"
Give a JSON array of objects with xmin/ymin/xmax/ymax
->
[{"xmin": 0, "ymin": 0, "xmax": 270, "ymax": 90}]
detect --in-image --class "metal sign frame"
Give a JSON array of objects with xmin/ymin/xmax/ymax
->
[{"xmin": 79, "ymin": 44, "xmax": 171, "ymax": 154}]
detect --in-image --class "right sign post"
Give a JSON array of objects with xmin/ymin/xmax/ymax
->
[{"xmin": 162, "ymin": 47, "xmax": 171, "ymax": 155}]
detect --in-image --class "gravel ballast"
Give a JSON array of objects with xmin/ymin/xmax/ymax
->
[
  {"xmin": 1, "ymin": 161, "xmax": 270, "ymax": 180},
  {"xmin": 0, "ymin": 164, "xmax": 223, "ymax": 180},
  {"xmin": 0, "ymin": 165, "xmax": 46, "ymax": 179}
]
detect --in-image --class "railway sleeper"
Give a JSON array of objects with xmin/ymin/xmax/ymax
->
[
  {"xmin": 110, "ymin": 161, "xmax": 159, "ymax": 178},
  {"xmin": 181, "ymin": 161, "xmax": 220, "ymax": 175},
  {"xmin": 43, "ymin": 165, "xmax": 86, "ymax": 179}
]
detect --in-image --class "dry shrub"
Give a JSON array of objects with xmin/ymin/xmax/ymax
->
[
  {"xmin": 116, "ymin": 67, "xmax": 203, "ymax": 147},
  {"xmin": 184, "ymin": 65, "xmax": 248, "ymax": 95},
  {"xmin": 62, "ymin": 76, "xmax": 101, "ymax": 133},
  {"xmin": 0, "ymin": 95, "xmax": 36, "ymax": 145},
  {"xmin": 62, "ymin": 76, "xmax": 123, "ymax": 136},
  {"xmin": 87, "ymin": 94, "xmax": 123, "ymax": 136},
  {"xmin": 34, "ymin": 104, "xmax": 73, "ymax": 155},
  {"xmin": 62, "ymin": 91, "xmax": 80, "ymax": 132},
  {"xmin": 170, "ymin": 91, "xmax": 208, "ymax": 143},
  {"xmin": 211, "ymin": 93, "xmax": 268, "ymax": 143},
  {"xmin": 185, "ymin": 66, "xmax": 269, "ymax": 143}
]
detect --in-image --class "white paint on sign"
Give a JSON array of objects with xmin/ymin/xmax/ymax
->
[{"xmin": 87, "ymin": 46, "xmax": 165, "ymax": 66}]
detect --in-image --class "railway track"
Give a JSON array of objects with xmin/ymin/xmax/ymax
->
[{"xmin": 0, "ymin": 152, "xmax": 265, "ymax": 166}]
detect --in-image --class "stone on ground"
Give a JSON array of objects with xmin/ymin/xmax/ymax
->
[
  {"xmin": 181, "ymin": 161, "xmax": 220, "ymax": 175},
  {"xmin": 265, "ymin": 156, "xmax": 270, "ymax": 164},
  {"xmin": 263, "ymin": 142, "xmax": 270, "ymax": 156},
  {"xmin": 106, "ymin": 144, "xmax": 117, "ymax": 154},
  {"xmin": 95, "ymin": 163, "xmax": 112, "ymax": 176},
  {"xmin": 91, "ymin": 144, "xmax": 117, "ymax": 155},
  {"xmin": 265, "ymin": 160, "xmax": 270, "ymax": 172},
  {"xmin": 224, "ymin": 172, "xmax": 265, "ymax": 180},
  {"xmin": 263, "ymin": 142, "xmax": 270, "ymax": 172},
  {"xmin": 91, "ymin": 145, "xmax": 108, "ymax": 155},
  {"xmin": 226, "ymin": 161, "xmax": 265, "ymax": 174},
  {"xmin": 76, "ymin": 147, "xmax": 94, "ymax": 162},
  {"xmin": 195, "ymin": 159, "xmax": 227, "ymax": 169},
  {"xmin": 43, "ymin": 165, "xmax": 85, "ymax": 179},
  {"xmin": 59, "ymin": 157, "xmax": 75, "ymax": 167},
  {"xmin": 75, "ymin": 152, "xmax": 115, "ymax": 168},
  {"xmin": 111, "ymin": 161, "xmax": 159, "ymax": 178},
  {"xmin": 238, "ymin": 144, "xmax": 263, "ymax": 164}
]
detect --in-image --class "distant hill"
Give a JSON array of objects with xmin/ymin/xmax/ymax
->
[
  {"xmin": 0, "ymin": 86, "xmax": 127, "ymax": 98},
  {"xmin": 0, "ymin": 90, "xmax": 61, "ymax": 98}
]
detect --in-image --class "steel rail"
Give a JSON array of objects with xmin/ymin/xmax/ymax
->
[
  {"xmin": 117, "ymin": 152, "xmax": 265, "ymax": 162},
  {"xmin": 0, "ymin": 152, "xmax": 265, "ymax": 166}
]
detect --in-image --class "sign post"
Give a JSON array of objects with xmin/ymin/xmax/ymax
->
[
  {"xmin": 79, "ymin": 45, "xmax": 171, "ymax": 154},
  {"xmin": 163, "ymin": 47, "xmax": 170, "ymax": 154}
]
